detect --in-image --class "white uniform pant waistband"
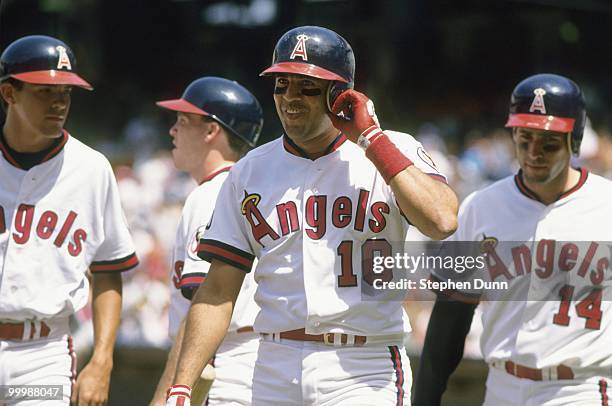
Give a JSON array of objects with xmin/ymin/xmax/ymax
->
[
  {"xmin": 261, "ymin": 330, "xmax": 405, "ymax": 347},
  {"xmin": 489, "ymin": 360, "xmax": 610, "ymax": 381}
]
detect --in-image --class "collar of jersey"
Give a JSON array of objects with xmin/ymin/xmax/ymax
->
[
  {"xmin": 282, "ymin": 132, "xmax": 347, "ymax": 160},
  {"xmin": 199, "ymin": 165, "xmax": 232, "ymax": 185},
  {"xmin": 514, "ymin": 167, "xmax": 588, "ymax": 204},
  {"xmin": 0, "ymin": 129, "xmax": 69, "ymax": 170}
]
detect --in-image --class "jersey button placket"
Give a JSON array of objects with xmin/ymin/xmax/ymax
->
[{"xmin": 302, "ymin": 161, "xmax": 321, "ymax": 330}]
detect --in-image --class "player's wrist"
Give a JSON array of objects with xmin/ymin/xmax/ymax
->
[
  {"xmin": 364, "ymin": 133, "xmax": 414, "ymax": 184},
  {"xmin": 166, "ymin": 384, "xmax": 191, "ymax": 402},
  {"xmin": 89, "ymin": 352, "xmax": 114, "ymax": 369},
  {"xmin": 356, "ymin": 124, "xmax": 384, "ymax": 149}
]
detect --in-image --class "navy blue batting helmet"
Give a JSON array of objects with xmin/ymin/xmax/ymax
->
[
  {"xmin": 505, "ymin": 73, "xmax": 586, "ymax": 155},
  {"xmin": 156, "ymin": 77, "xmax": 263, "ymax": 147},
  {"xmin": 260, "ymin": 26, "xmax": 355, "ymax": 111},
  {"xmin": 0, "ymin": 35, "xmax": 92, "ymax": 90}
]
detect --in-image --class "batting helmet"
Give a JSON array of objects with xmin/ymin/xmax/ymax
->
[
  {"xmin": 156, "ymin": 76, "xmax": 263, "ymax": 147},
  {"xmin": 0, "ymin": 35, "xmax": 92, "ymax": 90},
  {"xmin": 505, "ymin": 73, "xmax": 586, "ymax": 155},
  {"xmin": 260, "ymin": 26, "xmax": 355, "ymax": 111}
]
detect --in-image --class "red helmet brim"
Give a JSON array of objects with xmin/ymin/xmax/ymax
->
[
  {"xmin": 12, "ymin": 70, "xmax": 93, "ymax": 90},
  {"xmin": 505, "ymin": 114, "xmax": 575, "ymax": 133},
  {"xmin": 260, "ymin": 62, "xmax": 348, "ymax": 83},
  {"xmin": 155, "ymin": 98, "xmax": 211, "ymax": 116}
]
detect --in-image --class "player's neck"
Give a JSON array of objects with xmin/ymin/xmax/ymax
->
[
  {"xmin": 3, "ymin": 116, "xmax": 57, "ymax": 152},
  {"xmin": 193, "ymin": 154, "xmax": 235, "ymax": 184},
  {"xmin": 290, "ymin": 126, "xmax": 339, "ymax": 159},
  {"xmin": 522, "ymin": 166, "xmax": 581, "ymax": 205}
]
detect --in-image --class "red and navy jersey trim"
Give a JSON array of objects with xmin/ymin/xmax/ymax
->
[
  {"xmin": 0, "ymin": 130, "xmax": 69, "ymax": 169},
  {"xmin": 197, "ymin": 239, "xmax": 255, "ymax": 272},
  {"xmin": 199, "ymin": 165, "xmax": 232, "ymax": 185},
  {"xmin": 90, "ymin": 252, "xmax": 139, "ymax": 273},
  {"xmin": 514, "ymin": 167, "xmax": 588, "ymax": 203},
  {"xmin": 0, "ymin": 136, "xmax": 20, "ymax": 168},
  {"xmin": 282, "ymin": 133, "xmax": 347, "ymax": 160},
  {"xmin": 179, "ymin": 272, "xmax": 207, "ymax": 289},
  {"xmin": 600, "ymin": 379, "xmax": 609, "ymax": 406},
  {"xmin": 67, "ymin": 336, "xmax": 77, "ymax": 401},
  {"xmin": 388, "ymin": 345, "xmax": 405, "ymax": 406},
  {"xmin": 558, "ymin": 167, "xmax": 588, "ymax": 199},
  {"xmin": 514, "ymin": 172, "xmax": 541, "ymax": 202},
  {"xmin": 42, "ymin": 130, "xmax": 69, "ymax": 162},
  {"xmin": 428, "ymin": 173, "xmax": 448, "ymax": 184},
  {"xmin": 179, "ymin": 272, "xmax": 207, "ymax": 300}
]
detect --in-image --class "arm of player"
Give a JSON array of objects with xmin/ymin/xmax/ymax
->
[
  {"xmin": 329, "ymin": 90, "xmax": 458, "ymax": 240},
  {"xmin": 390, "ymin": 168, "xmax": 458, "ymax": 240},
  {"xmin": 168, "ymin": 259, "xmax": 246, "ymax": 401},
  {"xmin": 412, "ymin": 298, "xmax": 477, "ymax": 406},
  {"xmin": 72, "ymin": 272, "xmax": 122, "ymax": 406},
  {"xmin": 150, "ymin": 319, "xmax": 187, "ymax": 406}
]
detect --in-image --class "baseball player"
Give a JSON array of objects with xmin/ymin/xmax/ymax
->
[
  {"xmin": 165, "ymin": 26, "xmax": 458, "ymax": 405},
  {"xmin": 413, "ymin": 74, "xmax": 612, "ymax": 405},
  {"xmin": 0, "ymin": 36, "xmax": 138, "ymax": 405},
  {"xmin": 149, "ymin": 77, "xmax": 263, "ymax": 406}
]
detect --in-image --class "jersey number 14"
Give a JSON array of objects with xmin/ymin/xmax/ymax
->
[{"xmin": 553, "ymin": 284, "xmax": 602, "ymax": 330}]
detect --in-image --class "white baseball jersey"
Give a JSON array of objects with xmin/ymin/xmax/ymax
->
[
  {"xmin": 198, "ymin": 132, "xmax": 446, "ymax": 336},
  {"xmin": 168, "ymin": 167, "xmax": 258, "ymax": 338},
  {"xmin": 0, "ymin": 131, "xmax": 138, "ymax": 321},
  {"xmin": 442, "ymin": 168, "xmax": 612, "ymax": 370}
]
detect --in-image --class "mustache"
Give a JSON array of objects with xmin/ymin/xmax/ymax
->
[{"xmin": 284, "ymin": 101, "xmax": 308, "ymax": 110}]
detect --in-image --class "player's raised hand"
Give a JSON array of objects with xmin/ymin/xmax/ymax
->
[
  {"xmin": 71, "ymin": 359, "xmax": 112, "ymax": 405},
  {"xmin": 328, "ymin": 89, "xmax": 381, "ymax": 146},
  {"xmin": 166, "ymin": 385, "xmax": 192, "ymax": 406}
]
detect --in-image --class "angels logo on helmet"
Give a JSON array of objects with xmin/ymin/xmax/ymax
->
[
  {"xmin": 290, "ymin": 34, "xmax": 309, "ymax": 61},
  {"xmin": 55, "ymin": 46, "xmax": 72, "ymax": 70},
  {"xmin": 529, "ymin": 88, "xmax": 547, "ymax": 114}
]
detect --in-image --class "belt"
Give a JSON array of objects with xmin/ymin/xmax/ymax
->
[
  {"xmin": 0, "ymin": 321, "xmax": 51, "ymax": 340},
  {"xmin": 236, "ymin": 326, "xmax": 254, "ymax": 333},
  {"xmin": 263, "ymin": 328, "xmax": 367, "ymax": 346},
  {"xmin": 493, "ymin": 361, "xmax": 574, "ymax": 381}
]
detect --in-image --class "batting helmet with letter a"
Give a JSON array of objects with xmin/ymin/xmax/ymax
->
[
  {"xmin": 260, "ymin": 26, "xmax": 355, "ymax": 112},
  {"xmin": 156, "ymin": 76, "xmax": 263, "ymax": 147},
  {"xmin": 505, "ymin": 73, "xmax": 586, "ymax": 155},
  {"xmin": 0, "ymin": 35, "xmax": 92, "ymax": 90}
]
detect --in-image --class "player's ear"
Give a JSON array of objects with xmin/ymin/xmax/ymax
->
[
  {"xmin": 203, "ymin": 120, "xmax": 222, "ymax": 143},
  {"xmin": 0, "ymin": 82, "xmax": 17, "ymax": 106}
]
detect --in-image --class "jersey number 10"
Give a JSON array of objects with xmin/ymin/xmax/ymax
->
[{"xmin": 337, "ymin": 239, "xmax": 393, "ymax": 287}]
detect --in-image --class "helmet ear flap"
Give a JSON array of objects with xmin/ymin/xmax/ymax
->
[{"xmin": 326, "ymin": 81, "xmax": 352, "ymax": 112}]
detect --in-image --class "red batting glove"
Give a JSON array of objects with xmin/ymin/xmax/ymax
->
[
  {"xmin": 328, "ymin": 89, "xmax": 413, "ymax": 184},
  {"xmin": 328, "ymin": 89, "xmax": 383, "ymax": 146},
  {"xmin": 166, "ymin": 384, "xmax": 191, "ymax": 406}
]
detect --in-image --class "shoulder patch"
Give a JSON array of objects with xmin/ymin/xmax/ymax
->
[
  {"xmin": 188, "ymin": 225, "xmax": 208, "ymax": 260},
  {"xmin": 417, "ymin": 147, "xmax": 438, "ymax": 171},
  {"xmin": 241, "ymin": 191, "xmax": 261, "ymax": 214},
  {"xmin": 480, "ymin": 235, "xmax": 499, "ymax": 253}
]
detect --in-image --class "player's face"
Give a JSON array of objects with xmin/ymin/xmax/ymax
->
[
  {"xmin": 6, "ymin": 83, "xmax": 71, "ymax": 138},
  {"xmin": 273, "ymin": 74, "xmax": 334, "ymax": 142},
  {"xmin": 169, "ymin": 112, "xmax": 211, "ymax": 172},
  {"xmin": 512, "ymin": 127, "xmax": 571, "ymax": 184}
]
